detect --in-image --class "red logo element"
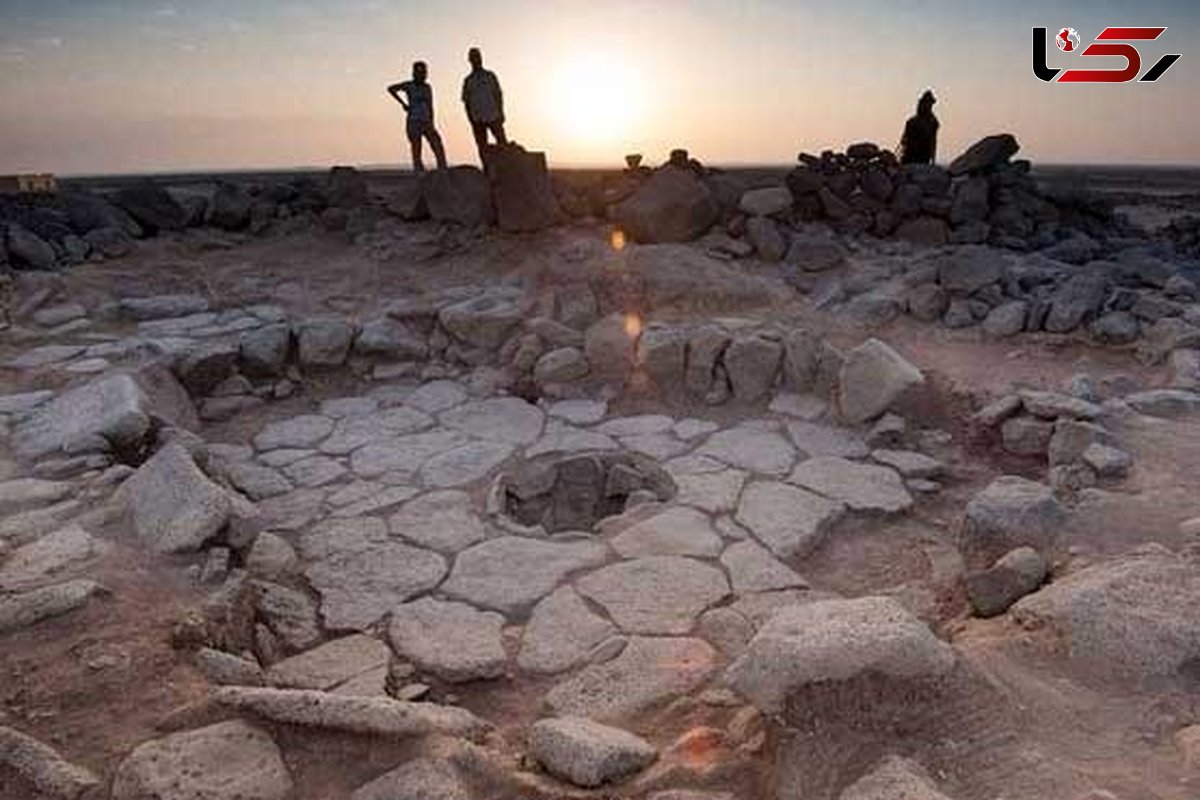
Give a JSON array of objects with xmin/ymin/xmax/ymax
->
[{"xmin": 1033, "ymin": 26, "xmax": 1181, "ymax": 83}]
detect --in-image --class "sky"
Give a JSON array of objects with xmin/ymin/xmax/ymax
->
[{"xmin": 0, "ymin": 0, "xmax": 1197, "ymax": 175}]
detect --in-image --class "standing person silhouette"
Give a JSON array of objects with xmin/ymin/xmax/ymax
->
[
  {"xmin": 387, "ymin": 61, "xmax": 447, "ymax": 173},
  {"xmin": 900, "ymin": 89, "xmax": 939, "ymax": 165},
  {"xmin": 461, "ymin": 47, "xmax": 507, "ymax": 166}
]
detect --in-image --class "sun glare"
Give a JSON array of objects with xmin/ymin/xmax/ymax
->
[{"xmin": 553, "ymin": 54, "xmax": 642, "ymax": 151}]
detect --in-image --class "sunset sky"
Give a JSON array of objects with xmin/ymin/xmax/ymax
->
[{"xmin": 0, "ymin": 0, "xmax": 1197, "ymax": 175}]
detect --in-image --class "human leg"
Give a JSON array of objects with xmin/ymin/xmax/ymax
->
[
  {"xmin": 471, "ymin": 121, "xmax": 489, "ymax": 166},
  {"xmin": 425, "ymin": 125, "xmax": 448, "ymax": 170},
  {"xmin": 489, "ymin": 121, "xmax": 508, "ymax": 147},
  {"xmin": 407, "ymin": 121, "xmax": 425, "ymax": 173}
]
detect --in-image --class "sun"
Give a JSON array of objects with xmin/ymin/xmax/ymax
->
[{"xmin": 552, "ymin": 54, "xmax": 642, "ymax": 150}]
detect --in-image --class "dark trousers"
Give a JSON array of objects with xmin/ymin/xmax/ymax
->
[
  {"xmin": 406, "ymin": 119, "xmax": 447, "ymax": 173},
  {"xmin": 471, "ymin": 120, "xmax": 507, "ymax": 166}
]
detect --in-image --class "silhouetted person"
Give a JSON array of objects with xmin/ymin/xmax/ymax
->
[
  {"xmin": 387, "ymin": 61, "xmax": 447, "ymax": 173},
  {"xmin": 900, "ymin": 90, "xmax": 939, "ymax": 165},
  {"xmin": 462, "ymin": 48, "xmax": 507, "ymax": 166}
]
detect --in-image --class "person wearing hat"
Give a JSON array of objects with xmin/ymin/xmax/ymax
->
[{"xmin": 900, "ymin": 90, "xmax": 939, "ymax": 165}]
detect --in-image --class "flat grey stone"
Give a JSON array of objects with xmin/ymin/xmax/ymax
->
[
  {"xmin": 254, "ymin": 415, "xmax": 334, "ymax": 451},
  {"xmin": 388, "ymin": 597, "xmax": 506, "ymax": 682},
  {"xmin": 548, "ymin": 399, "xmax": 608, "ymax": 425},
  {"xmin": 245, "ymin": 533, "xmax": 297, "ymax": 579},
  {"xmin": 5, "ymin": 344, "xmax": 88, "ymax": 369},
  {"xmin": 418, "ymin": 440, "xmax": 514, "ymax": 488},
  {"xmin": 609, "ymin": 506, "xmax": 724, "ymax": 559},
  {"xmin": 300, "ymin": 518, "xmax": 447, "ymax": 630},
  {"xmin": 266, "ymin": 634, "xmax": 391, "ymax": 690},
  {"xmin": 526, "ymin": 426, "xmax": 619, "ymax": 457},
  {"xmin": 252, "ymin": 580, "xmax": 322, "ymax": 651},
  {"xmin": 117, "ymin": 443, "xmax": 231, "ymax": 553},
  {"xmin": 0, "ymin": 579, "xmax": 102, "ymax": 633},
  {"xmin": 1020, "ymin": 390, "xmax": 1103, "ymax": 420},
  {"xmin": 529, "ymin": 717, "xmax": 657, "ymax": 788},
  {"xmin": 618, "ymin": 432, "xmax": 690, "ymax": 460},
  {"xmin": 720, "ymin": 540, "xmax": 807, "ymax": 594},
  {"xmin": 769, "ymin": 393, "xmax": 829, "ymax": 420},
  {"xmin": 0, "ymin": 525, "xmax": 105, "ymax": 592},
  {"xmin": 517, "ymin": 587, "xmax": 619, "ymax": 675},
  {"xmin": 403, "ymin": 380, "xmax": 468, "ymax": 413},
  {"xmin": 724, "ymin": 596, "xmax": 957, "ymax": 713},
  {"xmin": 257, "ymin": 488, "xmax": 327, "ymax": 531},
  {"xmin": 665, "ymin": 454, "xmax": 728, "ymax": 476},
  {"xmin": 672, "ymin": 418, "xmax": 720, "ymax": 440},
  {"xmin": 0, "ymin": 479, "xmax": 73, "ymax": 516},
  {"xmin": 330, "ymin": 485, "xmax": 420, "ymax": 518},
  {"xmin": 350, "ymin": 758, "xmax": 470, "ymax": 800},
  {"xmin": 388, "ymin": 490, "xmax": 489, "ymax": 553},
  {"xmin": 575, "ymin": 556, "xmax": 729, "ymax": 635},
  {"xmin": 697, "ymin": 426, "xmax": 796, "ymax": 475},
  {"xmin": 0, "ymin": 390, "xmax": 54, "ymax": 416},
  {"xmin": 788, "ymin": 457, "xmax": 913, "ymax": 514},
  {"xmin": 282, "ymin": 455, "xmax": 348, "ymax": 488},
  {"xmin": 442, "ymin": 536, "xmax": 609, "ymax": 615},
  {"xmin": 786, "ymin": 421, "xmax": 869, "ymax": 458},
  {"xmin": 837, "ymin": 338, "xmax": 925, "ymax": 424},
  {"xmin": 439, "ymin": 397, "xmax": 545, "ymax": 446},
  {"xmin": 350, "ymin": 429, "xmax": 469, "ymax": 478},
  {"xmin": 258, "ymin": 448, "xmax": 316, "ymax": 467},
  {"xmin": 195, "ymin": 648, "xmax": 265, "ymax": 687},
  {"xmin": 224, "ymin": 462, "xmax": 293, "ymax": 500},
  {"xmin": 120, "ymin": 294, "xmax": 210, "ymax": 321},
  {"xmin": 735, "ymin": 481, "xmax": 845, "ymax": 559},
  {"xmin": 320, "ymin": 396, "xmax": 381, "ymax": 418},
  {"xmin": 111, "ymin": 720, "xmax": 291, "ymax": 800},
  {"xmin": 960, "ymin": 476, "xmax": 1065, "ymax": 567},
  {"xmin": 546, "ymin": 637, "xmax": 717, "ymax": 721},
  {"xmin": 674, "ymin": 469, "xmax": 748, "ymax": 514},
  {"xmin": 870, "ymin": 449, "xmax": 945, "ymax": 479},
  {"xmin": 319, "ymin": 407, "xmax": 435, "ymax": 455},
  {"xmin": 598, "ymin": 415, "xmax": 675, "ymax": 437}
]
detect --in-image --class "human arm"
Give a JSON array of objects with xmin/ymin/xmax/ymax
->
[{"xmin": 386, "ymin": 82, "xmax": 410, "ymax": 111}]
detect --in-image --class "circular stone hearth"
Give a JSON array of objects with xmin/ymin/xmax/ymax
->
[{"xmin": 498, "ymin": 451, "xmax": 677, "ymax": 533}]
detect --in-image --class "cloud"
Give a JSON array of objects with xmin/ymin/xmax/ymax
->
[
  {"xmin": 35, "ymin": 37, "xmax": 64, "ymax": 48},
  {"xmin": 154, "ymin": 6, "xmax": 179, "ymax": 17},
  {"xmin": 0, "ymin": 46, "xmax": 28, "ymax": 64}
]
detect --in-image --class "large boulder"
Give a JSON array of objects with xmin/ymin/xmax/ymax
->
[
  {"xmin": 837, "ymin": 339, "xmax": 925, "ymax": 424},
  {"xmin": 964, "ymin": 546, "xmax": 1047, "ymax": 618},
  {"xmin": 116, "ymin": 443, "xmax": 232, "ymax": 553},
  {"xmin": 112, "ymin": 180, "xmax": 188, "ymax": 234},
  {"xmin": 4, "ymin": 223, "xmax": 56, "ymax": 270},
  {"xmin": 327, "ymin": 166, "xmax": 368, "ymax": 208},
  {"xmin": 421, "ymin": 167, "xmax": 494, "ymax": 226},
  {"xmin": 528, "ymin": 717, "xmax": 657, "ymax": 788},
  {"xmin": 1012, "ymin": 544, "xmax": 1200, "ymax": 680},
  {"xmin": 614, "ymin": 167, "xmax": 719, "ymax": 243},
  {"xmin": 439, "ymin": 289, "xmax": 526, "ymax": 349},
  {"xmin": 59, "ymin": 190, "xmax": 143, "ymax": 237},
  {"xmin": 739, "ymin": 187, "xmax": 792, "ymax": 217},
  {"xmin": 959, "ymin": 476, "xmax": 1065, "ymax": 567},
  {"xmin": 111, "ymin": 720, "xmax": 291, "ymax": 800},
  {"xmin": 949, "ymin": 134, "xmax": 1020, "ymax": 176},
  {"xmin": 208, "ymin": 183, "xmax": 254, "ymax": 231},
  {"xmin": 487, "ymin": 143, "xmax": 562, "ymax": 232},
  {"xmin": 725, "ymin": 596, "xmax": 956, "ymax": 714},
  {"xmin": 1044, "ymin": 273, "xmax": 1109, "ymax": 333},
  {"xmin": 12, "ymin": 366, "xmax": 197, "ymax": 461}
]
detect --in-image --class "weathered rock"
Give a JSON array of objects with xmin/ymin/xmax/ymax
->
[
  {"xmin": 934, "ymin": 246, "xmax": 1005, "ymax": 294},
  {"xmin": 174, "ymin": 342, "xmax": 239, "ymax": 396},
  {"xmin": 965, "ymin": 546, "xmax": 1046, "ymax": 617},
  {"xmin": 0, "ymin": 724, "xmax": 100, "ymax": 800},
  {"xmin": 837, "ymin": 339, "xmax": 924, "ymax": 424},
  {"xmin": 1020, "ymin": 390, "xmax": 1102, "ymax": 421},
  {"xmin": 111, "ymin": 720, "xmax": 290, "ymax": 800},
  {"xmin": 213, "ymin": 686, "xmax": 490, "ymax": 739},
  {"xmin": 1125, "ymin": 389, "xmax": 1200, "ymax": 417},
  {"xmin": 442, "ymin": 536, "xmax": 608, "ymax": 615},
  {"xmin": 960, "ymin": 476, "xmax": 1065, "ymax": 567},
  {"xmin": 388, "ymin": 490, "xmax": 488, "ymax": 553},
  {"xmin": 421, "ymin": 166, "xmax": 494, "ymax": 226},
  {"xmin": 584, "ymin": 313, "xmax": 636, "ymax": 383},
  {"xmin": 698, "ymin": 425, "xmax": 795, "ymax": 475},
  {"xmin": 266, "ymin": 634, "xmax": 390, "ymax": 690},
  {"xmin": 870, "ymin": 449, "xmax": 944, "ymax": 479},
  {"xmin": 252, "ymin": 581, "xmax": 322, "ymax": 652},
  {"xmin": 0, "ymin": 525, "xmax": 104, "ymax": 592},
  {"xmin": 788, "ymin": 456, "xmax": 912, "ymax": 514},
  {"xmin": 389, "ymin": 597, "xmax": 506, "ymax": 682},
  {"xmin": 895, "ymin": 217, "xmax": 949, "ymax": 247},
  {"xmin": 113, "ymin": 180, "xmax": 189, "ymax": 234},
  {"xmin": 1012, "ymin": 544, "xmax": 1200, "ymax": 679},
  {"xmin": 735, "ymin": 480, "xmax": 845, "ymax": 559},
  {"xmin": 1045, "ymin": 273, "xmax": 1108, "ymax": 333},
  {"xmin": 518, "ymin": 587, "xmax": 620, "ymax": 675},
  {"xmin": 614, "ymin": 167, "xmax": 720, "ymax": 243},
  {"xmin": 720, "ymin": 540, "xmax": 807, "ymax": 593},
  {"xmin": 546, "ymin": 637, "xmax": 717, "ymax": 720},
  {"xmin": 839, "ymin": 756, "xmax": 955, "ymax": 800},
  {"xmin": 351, "ymin": 758, "xmax": 471, "ymax": 800},
  {"xmin": 786, "ymin": 421, "xmax": 869, "ymax": 459},
  {"xmin": 949, "ymin": 133, "xmax": 1020, "ymax": 176},
  {"xmin": 5, "ymin": 223, "xmax": 56, "ymax": 270},
  {"xmin": 786, "ymin": 229, "xmax": 849, "ymax": 271},
  {"xmin": 117, "ymin": 443, "xmax": 231, "ymax": 553},
  {"xmin": 610, "ymin": 506, "xmax": 723, "ymax": 559},
  {"xmin": 534, "ymin": 347, "xmax": 590, "ymax": 384},
  {"xmin": 1081, "ymin": 443, "xmax": 1132, "ymax": 478},
  {"xmin": 724, "ymin": 334, "xmax": 784, "ymax": 402},
  {"xmin": 196, "ymin": 647, "xmax": 265, "ymax": 686},
  {"xmin": 529, "ymin": 717, "xmax": 657, "ymax": 788},
  {"xmin": 575, "ymin": 556, "xmax": 729, "ymax": 635},
  {"xmin": 208, "ymin": 183, "xmax": 254, "ymax": 230},
  {"xmin": 745, "ymin": 217, "xmax": 787, "ymax": 261},
  {"xmin": 297, "ymin": 317, "xmax": 355, "ymax": 366},
  {"xmin": 488, "ymin": 143, "xmax": 562, "ymax": 232},
  {"xmin": 0, "ymin": 580, "xmax": 102, "ymax": 633},
  {"xmin": 355, "ymin": 316, "xmax": 428, "ymax": 360},
  {"xmin": 739, "ymin": 187, "xmax": 792, "ymax": 217},
  {"xmin": 724, "ymin": 596, "xmax": 956, "ymax": 713},
  {"xmin": 254, "ymin": 415, "xmax": 334, "ymax": 450},
  {"xmin": 983, "ymin": 301, "xmax": 1027, "ymax": 338},
  {"xmin": 1001, "ymin": 416, "xmax": 1053, "ymax": 456},
  {"xmin": 440, "ymin": 289, "xmax": 526, "ymax": 349},
  {"xmin": 239, "ymin": 324, "xmax": 292, "ymax": 377},
  {"xmin": 1047, "ymin": 418, "xmax": 1112, "ymax": 467}
]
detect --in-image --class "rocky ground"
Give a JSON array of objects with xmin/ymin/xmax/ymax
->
[{"xmin": 2, "ymin": 142, "xmax": 1200, "ymax": 800}]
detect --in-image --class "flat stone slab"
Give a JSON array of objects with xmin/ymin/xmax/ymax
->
[
  {"xmin": 254, "ymin": 415, "xmax": 334, "ymax": 451},
  {"xmin": 350, "ymin": 758, "xmax": 471, "ymax": 800},
  {"xmin": 117, "ymin": 443, "xmax": 231, "ymax": 553},
  {"xmin": 618, "ymin": 433, "xmax": 690, "ymax": 460},
  {"xmin": 674, "ymin": 469, "xmax": 748, "ymax": 514},
  {"xmin": 575, "ymin": 556, "xmax": 729, "ymax": 635},
  {"xmin": 388, "ymin": 597, "xmax": 506, "ymax": 682},
  {"xmin": 788, "ymin": 457, "xmax": 913, "ymax": 514},
  {"xmin": 439, "ymin": 397, "xmax": 545, "ymax": 446},
  {"xmin": 442, "ymin": 537, "xmax": 609, "ymax": 615},
  {"xmin": 548, "ymin": 399, "xmax": 608, "ymax": 425},
  {"xmin": 526, "ymin": 426, "xmax": 620, "ymax": 457},
  {"xmin": 388, "ymin": 490, "xmax": 489, "ymax": 553},
  {"xmin": 111, "ymin": 720, "xmax": 291, "ymax": 800},
  {"xmin": 0, "ymin": 525, "xmax": 105, "ymax": 592},
  {"xmin": 0, "ymin": 479, "xmax": 74, "ymax": 516},
  {"xmin": 697, "ymin": 426, "xmax": 796, "ymax": 475},
  {"xmin": 318, "ymin": 408, "xmax": 435, "ymax": 454},
  {"xmin": 402, "ymin": 380, "xmax": 469, "ymax": 413},
  {"xmin": 720, "ymin": 540, "xmax": 808, "ymax": 594},
  {"xmin": 350, "ymin": 429, "xmax": 469, "ymax": 479},
  {"xmin": 224, "ymin": 462, "xmax": 293, "ymax": 500},
  {"xmin": 528, "ymin": 716, "xmax": 657, "ymax": 788},
  {"xmin": 0, "ymin": 579, "xmax": 102, "ymax": 633},
  {"xmin": 735, "ymin": 481, "xmax": 845, "ymax": 559},
  {"xmin": 598, "ymin": 415, "xmax": 675, "ymax": 437},
  {"xmin": 282, "ymin": 455, "xmax": 348, "ymax": 488},
  {"xmin": 266, "ymin": 634, "xmax": 391, "ymax": 690},
  {"xmin": 418, "ymin": 440, "xmax": 514, "ymax": 488},
  {"xmin": 300, "ymin": 518, "xmax": 447, "ymax": 630},
  {"xmin": 786, "ymin": 421, "xmax": 869, "ymax": 459},
  {"xmin": 330, "ymin": 485, "xmax": 420, "ymax": 519},
  {"xmin": 871, "ymin": 449, "xmax": 945, "ymax": 479},
  {"xmin": 609, "ymin": 506, "xmax": 724, "ymax": 559},
  {"xmin": 546, "ymin": 637, "xmax": 717, "ymax": 721},
  {"xmin": 517, "ymin": 587, "xmax": 620, "ymax": 675}
]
